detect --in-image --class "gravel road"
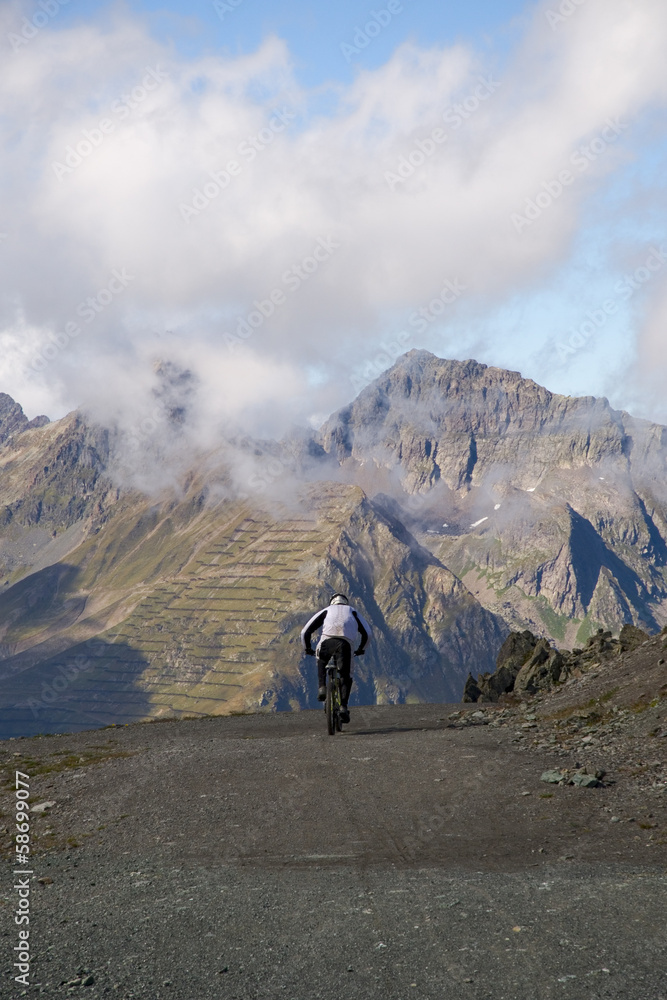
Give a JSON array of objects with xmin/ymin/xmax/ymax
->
[{"xmin": 1, "ymin": 703, "xmax": 666, "ymax": 999}]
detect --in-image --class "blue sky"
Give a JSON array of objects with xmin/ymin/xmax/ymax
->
[
  {"xmin": 2, "ymin": 0, "xmax": 667, "ymax": 442},
  {"xmin": 51, "ymin": 0, "xmax": 530, "ymax": 86}
]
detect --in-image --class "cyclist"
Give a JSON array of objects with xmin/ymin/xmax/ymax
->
[{"xmin": 300, "ymin": 593, "xmax": 372, "ymax": 724}]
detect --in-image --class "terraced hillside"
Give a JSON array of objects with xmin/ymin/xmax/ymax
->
[
  {"xmin": 0, "ymin": 497, "xmax": 320, "ymax": 735},
  {"xmin": 98, "ymin": 511, "xmax": 326, "ymax": 718},
  {"xmin": 0, "ymin": 471, "xmax": 504, "ymax": 737}
]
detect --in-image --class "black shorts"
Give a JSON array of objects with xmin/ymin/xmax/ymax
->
[{"xmin": 316, "ymin": 637, "xmax": 352, "ymax": 682}]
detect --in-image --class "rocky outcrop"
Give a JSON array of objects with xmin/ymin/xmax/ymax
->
[
  {"xmin": 0, "ymin": 412, "xmax": 112, "ymax": 536},
  {"xmin": 463, "ymin": 624, "xmax": 651, "ymax": 702},
  {"xmin": 462, "ymin": 630, "xmax": 536, "ymax": 702},
  {"xmin": 0, "ymin": 393, "xmax": 30, "ymax": 444},
  {"xmin": 0, "ymin": 392, "xmax": 49, "ymax": 445}
]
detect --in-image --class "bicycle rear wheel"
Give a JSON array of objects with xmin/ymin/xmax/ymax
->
[
  {"xmin": 335, "ymin": 677, "xmax": 342, "ymax": 731},
  {"xmin": 325, "ymin": 670, "xmax": 335, "ymax": 736}
]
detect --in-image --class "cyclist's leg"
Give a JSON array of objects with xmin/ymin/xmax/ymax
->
[
  {"xmin": 317, "ymin": 638, "xmax": 334, "ymax": 689},
  {"xmin": 337, "ymin": 639, "xmax": 353, "ymax": 707}
]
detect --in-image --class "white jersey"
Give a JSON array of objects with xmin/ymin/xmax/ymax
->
[{"xmin": 301, "ymin": 604, "xmax": 372, "ymax": 652}]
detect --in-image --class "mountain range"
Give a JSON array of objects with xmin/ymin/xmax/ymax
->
[{"xmin": 1, "ymin": 350, "xmax": 666, "ymax": 737}]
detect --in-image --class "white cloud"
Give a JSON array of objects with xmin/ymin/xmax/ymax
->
[{"xmin": 1, "ymin": 0, "xmax": 667, "ymax": 463}]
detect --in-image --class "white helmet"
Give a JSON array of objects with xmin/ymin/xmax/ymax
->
[{"xmin": 330, "ymin": 593, "xmax": 349, "ymax": 605}]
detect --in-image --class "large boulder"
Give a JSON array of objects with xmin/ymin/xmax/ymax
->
[
  {"xmin": 462, "ymin": 674, "xmax": 482, "ymax": 702},
  {"xmin": 462, "ymin": 630, "xmax": 538, "ymax": 701},
  {"xmin": 514, "ymin": 639, "xmax": 565, "ymax": 695},
  {"xmin": 493, "ymin": 631, "xmax": 538, "ymax": 688},
  {"xmin": 618, "ymin": 623, "xmax": 650, "ymax": 652}
]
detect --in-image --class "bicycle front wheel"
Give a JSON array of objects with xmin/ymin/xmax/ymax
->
[
  {"xmin": 335, "ymin": 678, "xmax": 342, "ymax": 732},
  {"xmin": 325, "ymin": 670, "xmax": 335, "ymax": 736}
]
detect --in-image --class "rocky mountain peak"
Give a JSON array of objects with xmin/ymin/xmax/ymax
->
[
  {"xmin": 0, "ymin": 392, "xmax": 50, "ymax": 445},
  {"xmin": 317, "ymin": 351, "xmax": 667, "ymax": 642},
  {"xmin": 318, "ymin": 351, "xmax": 644, "ymax": 493},
  {"xmin": 0, "ymin": 392, "xmax": 28, "ymax": 444}
]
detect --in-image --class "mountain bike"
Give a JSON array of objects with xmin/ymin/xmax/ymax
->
[
  {"xmin": 325, "ymin": 661, "xmax": 343, "ymax": 736},
  {"xmin": 323, "ymin": 649, "xmax": 362, "ymax": 734}
]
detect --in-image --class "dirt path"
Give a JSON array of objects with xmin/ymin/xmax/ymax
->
[{"xmin": 1, "ymin": 704, "xmax": 665, "ymax": 998}]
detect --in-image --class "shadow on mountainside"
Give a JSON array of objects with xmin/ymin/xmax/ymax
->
[
  {"xmin": 569, "ymin": 508, "xmax": 660, "ymax": 629},
  {"xmin": 0, "ymin": 563, "xmax": 84, "ymax": 650},
  {"xmin": 0, "ymin": 634, "xmax": 154, "ymax": 739},
  {"xmin": 0, "ymin": 562, "xmax": 161, "ymax": 737}
]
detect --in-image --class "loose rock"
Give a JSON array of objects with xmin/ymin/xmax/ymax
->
[
  {"xmin": 541, "ymin": 770, "xmax": 565, "ymax": 784},
  {"xmin": 571, "ymin": 773, "xmax": 601, "ymax": 788}
]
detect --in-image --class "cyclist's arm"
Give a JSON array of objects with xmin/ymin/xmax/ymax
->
[
  {"xmin": 352, "ymin": 610, "xmax": 370, "ymax": 653},
  {"xmin": 300, "ymin": 609, "xmax": 327, "ymax": 654}
]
